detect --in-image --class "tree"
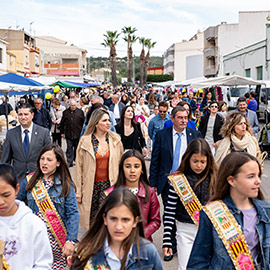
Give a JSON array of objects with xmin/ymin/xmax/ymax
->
[
  {"xmin": 122, "ymin": 26, "xmax": 138, "ymax": 83},
  {"xmin": 144, "ymin": 39, "xmax": 156, "ymax": 84},
  {"xmin": 101, "ymin": 31, "xmax": 120, "ymax": 87},
  {"xmin": 139, "ymin": 37, "xmax": 147, "ymax": 87}
]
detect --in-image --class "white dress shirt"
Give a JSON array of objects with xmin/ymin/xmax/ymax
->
[
  {"xmin": 21, "ymin": 123, "xmax": 34, "ymax": 143},
  {"xmin": 172, "ymin": 127, "xmax": 187, "ymax": 169}
]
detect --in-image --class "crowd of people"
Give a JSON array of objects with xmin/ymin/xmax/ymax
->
[{"xmin": 0, "ymin": 86, "xmax": 269, "ymax": 270}]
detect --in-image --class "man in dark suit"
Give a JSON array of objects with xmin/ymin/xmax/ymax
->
[
  {"xmin": 33, "ymin": 98, "xmax": 52, "ymax": 130},
  {"xmin": 109, "ymin": 94, "xmax": 125, "ymax": 124},
  {"xmin": 150, "ymin": 106, "xmax": 202, "ymax": 261},
  {"xmin": 1, "ymin": 103, "xmax": 51, "ymax": 182}
]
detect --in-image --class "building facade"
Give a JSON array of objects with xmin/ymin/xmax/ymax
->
[
  {"xmin": 0, "ymin": 38, "xmax": 7, "ymax": 75},
  {"xmin": 204, "ymin": 11, "xmax": 270, "ymax": 77},
  {"xmin": 35, "ymin": 36, "xmax": 87, "ymax": 76},
  {"xmin": 0, "ymin": 29, "xmax": 40, "ymax": 76},
  {"xmin": 223, "ymin": 18, "xmax": 270, "ymax": 81},
  {"xmin": 163, "ymin": 32, "xmax": 204, "ymax": 81}
]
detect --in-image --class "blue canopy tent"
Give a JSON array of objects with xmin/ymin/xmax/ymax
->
[{"xmin": 0, "ymin": 73, "xmax": 49, "ymax": 129}]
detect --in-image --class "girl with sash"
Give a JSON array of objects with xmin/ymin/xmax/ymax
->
[
  {"xmin": 70, "ymin": 187, "xmax": 163, "ymax": 270},
  {"xmin": 0, "ymin": 163, "xmax": 52, "ymax": 269},
  {"xmin": 187, "ymin": 152, "xmax": 270, "ymax": 270},
  {"xmin": 162, "ymin": 138, "xmax": 217, "ymax": 270},
  {"xmin": 105, "ymin": 149, "xmax": 161, "ymax": 242},
  {"xmin": 17, "ymin": 144, "xmax": 80, "ymax": 269}
]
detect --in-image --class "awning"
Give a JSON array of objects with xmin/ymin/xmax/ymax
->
[
  {"xmin": 49, "ymin": 81, "xmax": 84, "ymax": 88},
  {"xmin": 65, "ymin": 81, "xmax": 101, "ymax": 88},
  {"xmin": 190, "ymin": 75, "xmax": 265, "ymax": 88},
  {"xmin": 0, "ymin": 72, "xmax": 44, "ymax": 86}
]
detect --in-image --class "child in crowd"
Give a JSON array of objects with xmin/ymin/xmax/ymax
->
[
  {"xmin": 187, "ymin": 152, "xmax": 270, "ymax": 269},
  {"xmin": 70, "ymin": 187, "xmax": 163, "ymax": 270},
  {"xmin": 163, "ymin": 138, "xmax": 217, "ymax": 270},
  {"xmin": 0, "ymin": 163, "xmax": 52, "ymax": 269},
  {"xmin": 107, "ymin": 150, "xmax": 161, "ymax": 241},
  {"xmin": 17, "ymin": 144, "xmax": 80, "ymax": 269}
]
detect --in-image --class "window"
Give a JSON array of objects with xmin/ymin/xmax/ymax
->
[
  {"xmin": 256, "ymin": 66, "xmax": 263, "ymax": 80},
  {"xmin": 245, "ymin": 68, "xmax": 251, "ymax": 78},
  {"xmin": 0, "ymin": 48, "xmax": 2, "ymax": 63}
]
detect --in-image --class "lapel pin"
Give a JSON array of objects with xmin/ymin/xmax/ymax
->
[{"xmin": 35, "ymin": 132, "xmax": 37, "ymax": 135}]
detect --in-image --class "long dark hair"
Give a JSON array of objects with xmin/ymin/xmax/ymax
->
[
  {"xmin": 211, "ymin": 152, "xmax": 264, "ymax": 201},
  {"xmin": 118, "ymin": 105, "xmax": 138, "ymax": 128},
  {"xmin": 177, "ymin": 138, "xmax": 217, "ymax": 196},
  {"xmin": 26, "ymin": 144, "xmax": 73, "ymax": 197},
  {"xmin": 70, "ymin": 187, "xmax": 144, "ymax": 270},
  {"xmin": 115, "ymin": 150, "xmax": 149, "ymax": 203}
]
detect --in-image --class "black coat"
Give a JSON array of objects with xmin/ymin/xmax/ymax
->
[
  {"xmin": 115, "ymin": 123, "xmax": 146, "ymax": 153},
  {"xmin": 60, "ymin": 108, "xmax": 85, "ymax": 140},
  {"xmin": 198, "ymin": 113, "xmax": 223, "ymax": 143}
]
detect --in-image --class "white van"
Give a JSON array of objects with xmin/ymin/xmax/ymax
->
[{"xmin": 257, "ymin": 81, "xmax": 270, "ymax": 122}]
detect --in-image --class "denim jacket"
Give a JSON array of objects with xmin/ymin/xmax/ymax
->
[
  {"xmin": 74, "ymin": 238, "xmax": 163, "ymax": 270},
  {"xmin": 17, "ymin": 176, "xmax": 80, "ymax": 242},
  {"xmin": 187, "ymin": 196, "xmax": 270, "ymax": 270}
]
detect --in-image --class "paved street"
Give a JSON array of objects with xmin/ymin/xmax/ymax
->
[{"xmin": 69, "ymin": 157, "xmax": 270, "ymax": 269}]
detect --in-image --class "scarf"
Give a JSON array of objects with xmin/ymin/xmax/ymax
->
[{"xmin": 215, "ymin": 132, "xmax": 257, "ymax": 168}]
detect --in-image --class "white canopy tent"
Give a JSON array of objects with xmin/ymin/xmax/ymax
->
[{"xmin": 190, "ymin": 75, "xmax": 265, "ymax": 88}]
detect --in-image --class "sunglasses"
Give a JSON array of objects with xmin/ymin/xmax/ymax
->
[{"xmin": 159, "ymin": 110, "xmax": 167, "ymax": 113}]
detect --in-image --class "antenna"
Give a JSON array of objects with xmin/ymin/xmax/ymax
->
[{"xmin": 30, "ymin": 21, "xmax": 34, "ymax": 34}]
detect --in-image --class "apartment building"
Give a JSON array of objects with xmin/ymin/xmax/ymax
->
[
  {"xmin": 163, "ymin": 32, "xmax": 204, "ymax": 81},
  {"xmin": 36, "ymin": 36, "xmax": 87, "ymax": 76},
  {"xmin": 0, "ymin": 29, "xmax": 40, "ymax": 76},
  {"xmin": 0, "ymin": 38, "xmax": 8, "ymax": 75},
  {"xmin": 204, "ymin": 11, "xmax": 270, "ymax": 77},
  {"xmin": 223, "ymin": 16, "xmax": 270, "ymax": 80}
]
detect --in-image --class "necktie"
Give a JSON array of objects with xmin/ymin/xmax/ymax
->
[
  {"xmin": 171, "ymin": 133, "xmax": 182, "ymax": 173},
  {"xmin": 23, "ymin": 129, "xmax": 29, "ymax": 157}
]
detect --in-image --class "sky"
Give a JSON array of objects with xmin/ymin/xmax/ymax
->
[{"xmin": 0, "ymin": 0, "xmax": 270, "ymax": 58}]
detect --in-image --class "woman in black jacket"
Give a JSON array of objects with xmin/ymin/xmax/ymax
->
[
  {"xmin": 198, "ymin": 101, "xmax": 223, "ymax": 154},
  {"xmin": 115, "ymin": 105, "xmax": 147, "ymax": 156}
]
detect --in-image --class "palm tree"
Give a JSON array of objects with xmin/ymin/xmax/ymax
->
[
  {"xmin": 139, "ymin": 37, "xmax": 146, "ymax": 87},
  {"xmin": 101, "ymin": 30, "xmax": 120, "ymax": 87},
  {"xmin": 122, "ymin": 26, "xmax": 138, "ymax": 83},
  {"xmin": 144, "ymin": 39, "xmax": 157, "ymax": 85}
]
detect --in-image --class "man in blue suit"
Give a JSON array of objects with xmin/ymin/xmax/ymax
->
[{"xmin": 150, "ymin": 106, "xmax": 202, "ymax": 261}]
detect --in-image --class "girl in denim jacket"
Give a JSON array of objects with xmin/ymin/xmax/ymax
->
[
  {"xmin": 17, "ymin": 144, "xmax": 80, "ymax": 270},
  {"xmin": 187, "ymin": 152, "xmax": 270, "ymax": 270},
  {"xmin": 70, "ymin": 187, "xmax": 163, "ymax": 270}
]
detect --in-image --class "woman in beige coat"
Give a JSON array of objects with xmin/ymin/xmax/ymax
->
[
  {"xmin": 75, "ymin": 108, "xmax": 124, "ymax": 230},
  {"xmin": 215, "ymin": 111, "xmax": 264, "ymax": 168}
]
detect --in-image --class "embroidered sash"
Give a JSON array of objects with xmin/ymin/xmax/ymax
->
[
  {"xmin": 27, "ymin": 176, "xmax": 67, "ymax": 249},
  {"xmin": 84, "ymin": 259, "xmax": 110, "ymax": 270},
  {"xmin": 0, "ymin": 240, "xmax": 11, "ymax": 270},
  {"xmin": 168, "ymin": 173, "xmax": 202, "ymax": 226},
  {"xmin": 203, "ymin": 200, "xmax": 255, "ymax": 270}
]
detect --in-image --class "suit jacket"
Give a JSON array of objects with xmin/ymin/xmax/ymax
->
[
  {"xmin": 149, "ymin": 126, "xmax": 202, "ymax": 194},
  {"xmin": 33, "ymin": 107, "xmax": 52, "ymax": 130},
  {"xmin": 1, "ymin": 123, "xmax": 51, "ymax": 182},
  {"xmin": 109, "ymin": 102, "xmax": 125, "ymax": 118}
]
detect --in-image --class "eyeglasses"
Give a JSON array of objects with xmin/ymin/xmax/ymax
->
[
  {"xmin": 210, "ymin": 105, "xmax": 218, "ymax": 108},
  {"xmin": 34, "ymin": 102, "xmax": 41, "ymax": 104},
  {"xmin": 159, "ymin": 110, "xmax": 167, "ymax": 113}
]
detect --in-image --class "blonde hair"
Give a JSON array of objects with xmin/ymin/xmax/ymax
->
[
  {"xmin": 220, "ymin": 111, "xmax": 253, "ymax": 138},
  {"xmin": 84, "ymin": 108, "xmax": 109, "ymax": 135}
]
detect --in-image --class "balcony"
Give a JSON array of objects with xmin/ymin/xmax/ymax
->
[
  {"xmin": 205, "ymin": 65, "xmax": 216, "ymax": 77},
  {"xmin": 205, "ymin": 27, "xmax": 216, "ymax": 41},
  {"xmin": 205, "ymin": 47, "xmax": 216, "ymax": 58}
]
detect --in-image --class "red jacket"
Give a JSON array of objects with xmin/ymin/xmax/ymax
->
[
  {"xmin": 137, "ymin": 182, "xmax": 161, "ymax": 241},
  {"xmin": 105, "ymin": 182, "xmax": 161, "ymax": 241}
]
